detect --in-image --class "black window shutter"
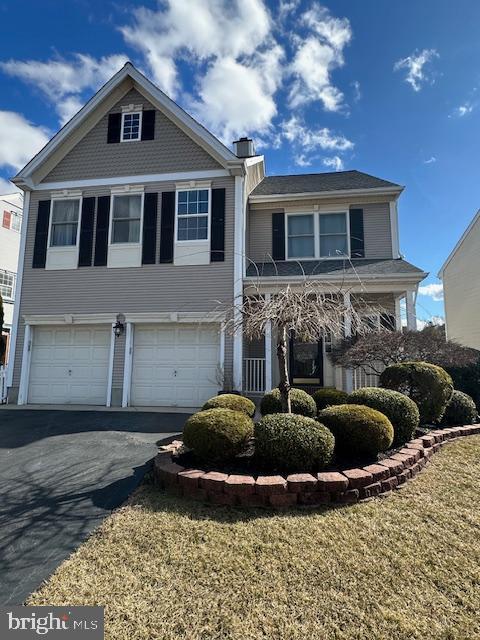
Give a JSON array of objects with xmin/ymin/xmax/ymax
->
[
  {"xmin": 349, "ymin": 208, "xmax": 365, "ymax": 258},
  {"xmin": 159, "ymin": 191, "xmax": 175, "ymax": 263},
  {"xmin": 141, "ymin": 110, "xmax": 155, "ymax": 141},
  {"xmin": 142, "ymin": 193, "xmax": 158, "ymax": 264},
  {"xmin": 94, "ymin": 196, "xmax": 110, "ymax": 266},
  {"xmin": 380, "ymin": 313, "xmax": 396, "ymax": 331},
  {"xmin": 107, "ymin": 113, "xmax": 121, "ymax": 143},
  {"xmin": 32, "ymin": 200, "xmax": 51, "ymax": 268},
  {"xmin": 272, "ymin": 212, "xmax": 285, "ymax": 260},
  {"xmin": 78, "ymin": 197, "xmax": 95, "ymax": 267},
  {"xmin": 210, "ymin": 188, "xmax": 226, "ymax": 262}
]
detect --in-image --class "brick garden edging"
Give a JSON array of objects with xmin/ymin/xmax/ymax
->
[{"xmin": 153, "ymin": 425, "xmax": 480, "ymax": 508}]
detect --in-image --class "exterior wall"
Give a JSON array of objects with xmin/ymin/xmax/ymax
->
[
  {"xmin": 245, "ymin": 160, "xmax": 265, "ymax": 196},
  {"xmin": 0, "ymin": 194, "xmax": 22, "ymax": 329},
  {"xmin": 247, "ymin": 196, "xmax": 393, "ymax": 262},
  {"xmin": 43, "ymin": 88, "xmax": 221, "ymax": 183},
  {"xmin": 443, "ymin": 216, "xmax": 480, "ymax": 350},
  {"xmin": 12, "ymin": 175, "xmax": 235, "ymax": 398}
]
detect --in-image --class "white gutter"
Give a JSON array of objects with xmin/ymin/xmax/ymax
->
[{"xmin": 249, "ymin": 185, "xmax": 403, "ymax": 203}]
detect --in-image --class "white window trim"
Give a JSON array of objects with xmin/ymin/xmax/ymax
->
[
  {"xmin": 285, "ymin": 210, "xmax": 351, "ymax": 261},
  {"xmin": 0, "ymin": 269, "xmax": 16, "ymax": 302},
  {"xmin": 108, "ymin": 192, "xmax": 145, "ymax": 247},
  {"xmin": 121, "ymin": 111, "xmax": 142, "ymax": 142},
  {"xmin": 47, "ymin": 195, "xmax": 83, "ymax": 252},
  {"xmin": 174, "ymin": 187, "xmax": 211, "ymax": 244}
]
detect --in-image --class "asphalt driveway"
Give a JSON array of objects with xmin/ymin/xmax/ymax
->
[{"xmin": 0, "ymin": 408, "xmax": 186, "ymax": 605}]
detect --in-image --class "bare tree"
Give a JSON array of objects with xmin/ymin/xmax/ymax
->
[{"xmin": 224, "ymin": 279, "xmax": 385, "ymax": 413}]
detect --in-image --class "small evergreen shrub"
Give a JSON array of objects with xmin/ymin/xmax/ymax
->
[
  {"xmin": 202, "ymin": 393, "xmax": 256, "ymax": 417},
  {"xmin": 318, "ymin": 404, "xmax": 394, "ymax": 459},
  {"xmin": 260, "ymin": 388, "xmax": 316, "ymax": 417},
  {"xmin": 380, "ymin": 361, "xmax": 453, "ymax": 424},
  {"xmin": 441, "ymin": 390, "xmax": 477, "ymax": 426},
  {"xmin": 255, "ymin": 413, "xmax": 335, "ymax": 471},
  {"xmin": 348, "ymin": 387, "xmax": 419, "ymax": 446},
  {"xmin": 312, "ymin": 387, "xmax": 349, "ymax": 412},
  {"xmin": 182, "ymin": 408, "xmax": 253, "ymax": 463}
]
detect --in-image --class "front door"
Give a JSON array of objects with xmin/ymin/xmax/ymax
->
[{"xmin": 289, "ymin": 336, "xmax": 324, "ymax": 386}]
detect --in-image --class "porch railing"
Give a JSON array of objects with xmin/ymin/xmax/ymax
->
[
  {"xmin": 243, "ymin": 358, "xmax": 266, "ymax": 394},
  {"xmin": 352, "ymin": 365, "xmax": 383, "ymax": 390},
  {"xmin": 0, "ymin": 366, "xmax": 7, "ymax": 404}
]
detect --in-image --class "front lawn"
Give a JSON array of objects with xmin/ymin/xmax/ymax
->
[{"xmin": 29, "ymin": 436, "xmax": 480, "ymax": 640}]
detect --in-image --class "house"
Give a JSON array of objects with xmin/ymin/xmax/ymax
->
[
  {"xmin": 0, "ymin": 192, "xmax": 23, "ymax": 362},
  {"xmin": 6, "ymin": 62, "xmax": 426, "ymax": 408},
  {"xmin": 438, "ymin": 209, "xmax": 480, "ymax": 350}
]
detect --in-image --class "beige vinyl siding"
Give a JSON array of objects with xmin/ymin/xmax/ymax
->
[
  {"xmin": 12, "ymin": 176, "xmax": 235, "ymax": 393},
  {"xmin": 245, "ymin": 161, "xmax": 265, "ymax": 196},
  {"xmin": 443, "ymin": 215, "xmax": 480, "ymax": 350},
  {"xmin": 43, "ymin": 88, "xmax": 221, "ymax": 183},
  {"xmin": 247, "ymin": 198, "xmax": 393, "ymax": 262}
]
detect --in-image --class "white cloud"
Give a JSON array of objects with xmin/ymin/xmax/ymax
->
[
  {"xmin": 323, "ymin": 155, "xmax": 344, "ymax": 171},
  {"xmin": 0, "ymin": 177, "xmax": 21, "ymax": 195},
  {"xmin": 289, "ymin": 5, "xmax": 351, "ymax": 110},
  {"xmin": 424, "ymin": 156, "xmax": 437, "ymax": 164},
  {"xmin": 417, "ymin": 316, "xmax": 445, "ymax": 330},
  {"xmin": 351, "ymin": 80, "xmax": 361, "ymax": 102},
  {"xmin": 451, "ymin": 102, "xmax": 474, "ymax": 118},
  {"xmin": 394, "ymin": 48, "xmax": 439, "ymax": 92},
  {"xmin": 1, "ymin": 54, "xmax": 129, "ymax": 124},
  {"xmin": 0, "ymin": 111, "xmax": 50, "ymax": 171},
  {"xmin": 418, "ymin": 283, "xmax": 444, "ymax": 301},
  {"xmin": 281, "ymin": 116, "xmax": 353, "ymax": 152},
  {"xmin": 294, "ymin": 154, "xmax": 312, "ymax": 167}
]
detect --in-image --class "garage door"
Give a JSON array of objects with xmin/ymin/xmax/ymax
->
[
  {"xmin": 28, "ymin": 326, "xmax": 111, "ymax": 405},
  {"xmin": 131, "ymin": 324, "xmax": 220, "ymax": 407}
]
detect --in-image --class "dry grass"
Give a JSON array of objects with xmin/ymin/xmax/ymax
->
[{"xmin": 29, "ymin": 436, "xmax": 480, "ymax": 640}]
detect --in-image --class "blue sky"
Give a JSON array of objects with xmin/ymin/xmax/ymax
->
[{"xmin": 1, "ymin": 0, "xmax": 479, "ymax": 324}]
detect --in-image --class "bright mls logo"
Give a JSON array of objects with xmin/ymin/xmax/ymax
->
[{"xmin": 0, "ymin": 607, "xmax": 104, "ymax": 638}]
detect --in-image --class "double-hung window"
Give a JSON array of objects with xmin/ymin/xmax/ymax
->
[
  {"xmin": 11, "ymin": 211, "xmax": 22, "ymax": 232},
  {"xmin": 50, "ymin": 199, "xmax": 80, "ymax": 247},
  {"xmin": 0, "ymin": 270, "xmax": 14, "ymax": 301},
  {"xmin": 286, "ymin": 212, "xmax": 349, "ymax": 259},
  {"xmin": 111, "ymin": 194, "xmax": 142, "ymax": 243},
  {"xmin": 177, "ymin": 189, "xmax": 209, "ymax": 241},
  {"xmin": 121, "ymin": 112, "xmax": 141, "ymax": 141}
]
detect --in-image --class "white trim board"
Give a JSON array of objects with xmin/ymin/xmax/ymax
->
[{"xmin": 249, "ymin": 186, "xmax": 403, "ymax": 203}]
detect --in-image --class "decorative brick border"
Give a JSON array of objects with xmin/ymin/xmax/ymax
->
[{"xmin": 153, "ymin": 425, "xmax": 480, "ymax": 508}]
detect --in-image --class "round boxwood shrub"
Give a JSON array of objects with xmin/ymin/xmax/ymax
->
[
  {"xmin": 255, "ymin": 413, "xmax": 335, "ymax": 472},
  {"xmin": 441, "ymin": 390, "xmax": 477, "ymax": 426},
  {"xmin": 260, "ymin": 388, "xmax": 316, "ymax": 417},
  {"xmin": 182, "ymin": 408, "xmax": 253, "ymax": 463},
  {"xmin": 312, "ymin": 387, "xmax": 349, "ymax": 412},
  {"xmin": 202, "ymin": 393, "xmax": 256, "ymax": 417},
  {"xmin": 318, "ymin": 404, "xmax": 394, "ymax": 459},
  {"xmin": 379, "ymin": 361, "xmax": 453, "ymax": 424},
  {"xmin": 348, "ymin": 387, "xmax": 420, "ymax": 446}
]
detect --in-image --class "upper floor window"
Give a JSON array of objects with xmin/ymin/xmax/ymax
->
[
  {"xmin": 49, "ymin": 199, "xmax": 80, "ymax": 247},
  {"xmin": 177, "ymin": 189, "xmax": 209, "ymax": 241},
  {"xmin": 286, "ymin": 212, "xmax": 349, "ymax": 259},
  {"xmin": 2, "ymin": 210, "xmax": 21, "ymax": 232},
  {"xmin": 0, "ymin": 270, "xmax": 15, "ymax": 301},
  {"xmin": 111, "ymin": 194, "xmax": 142, "ymax": 243},
  {"xmin": 121, "ymin": 112, "xmax": 142, "ymax": 141}
]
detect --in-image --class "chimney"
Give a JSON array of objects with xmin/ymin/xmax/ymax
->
[{"xmin": 233, "ymin": 137, "xmax": 256, "ymax": 158}]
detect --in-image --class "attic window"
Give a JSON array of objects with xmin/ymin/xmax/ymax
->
[{"xmin": 121, "ymin": 112, "xmax": 142, "ymax": 141}]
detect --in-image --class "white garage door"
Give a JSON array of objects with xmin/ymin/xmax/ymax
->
[
  {"xmin": 131, "ymin": 324, "xmax": 220, "ymax": 407},
  {"xmin": 28, "ymin": 325, "xmax": 111, "ymax": 405}
]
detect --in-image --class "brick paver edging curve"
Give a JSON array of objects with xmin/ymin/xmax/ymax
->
[{"xmin": 153, "ymin": 425, "xmax": 480, "ymax": 508}]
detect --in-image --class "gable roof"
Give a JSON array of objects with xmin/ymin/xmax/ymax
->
[
  {"xmin": 250, "ymin": 170, "xmax": 402, "ymax": 198},
  {"xmin": 438, "ymin": 209, "xmax": 480, "ymax": 278},
  {"xmin": 13, "ymin": 62, "xmax": 242, "ymax": 188}
]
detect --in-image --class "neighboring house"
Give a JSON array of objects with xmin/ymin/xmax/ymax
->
[
  {"xmin": 7, "ymin": 62, "xmax": 426, "ymax": 408},
  {"xmin": 438, "ymin": 209, "xmax": 480, "ymax": 350},
  {"xmin": 0, "ymin": 192, "xmax": 23, "ymax": 362}
]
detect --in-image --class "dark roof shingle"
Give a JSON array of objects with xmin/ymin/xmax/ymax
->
[
  {"xmin": 251, "ymin": 170, "xmax": 401, "ymax": 197},
  {"xmin": 246, "ymin": 258, "xmax": 425, "ymax": 278}
]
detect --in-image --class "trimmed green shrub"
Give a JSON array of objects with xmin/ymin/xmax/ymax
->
[
  {"xmin": 318, "ymin": 404, "xmax": 394, "ymax": 458},
  {"xmin": 183, "ymin": 408, "xmax": 253, "ymax": 463},
  {"xmin": 379, "ymin": 361, "xmax": 454, "ymax": 424},
  {"xmin": 202, "ymin": 393, "xmax": 256, "ymax": 417},
  {"xmin": 441, "ymin": 390, "xmax": 477, "ymax": 426},
  {"xmin": 445, "ymin": 359, "xmax": 480, "ymax": 410},
  {"xmin": 255, "ymin": 413, "xmax": 335, "ymax": 471},
  {"xmin": 260, "ymin": 388, "xmax": 316, "ymax": 417},
  {"xmin": 348, "ymin": 387, "xmax": 419, "ymax": 446},
  {"xmin": 312, "ymin": 387, "xmax": 349, "ymax": 412}
]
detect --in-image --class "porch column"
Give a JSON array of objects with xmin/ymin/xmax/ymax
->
[
  {"xmin": 395, "ymin": 296, "xmax": 402, "ymax": 331},
  {"xmin": 343, "ymin": 292, "xmax": 353, "ymax": 393},
  {"xmin": 406, "ymin": 290, "xmax": 417, "ymax": 331},
  {"xmin": 264, "ymin": 293, "xmax": 272, "ymax": 392}
]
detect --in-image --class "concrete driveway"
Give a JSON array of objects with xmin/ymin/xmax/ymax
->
[{"xmin": 0, "ymin": 408, "xmax": 186, "ymax": 605}]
